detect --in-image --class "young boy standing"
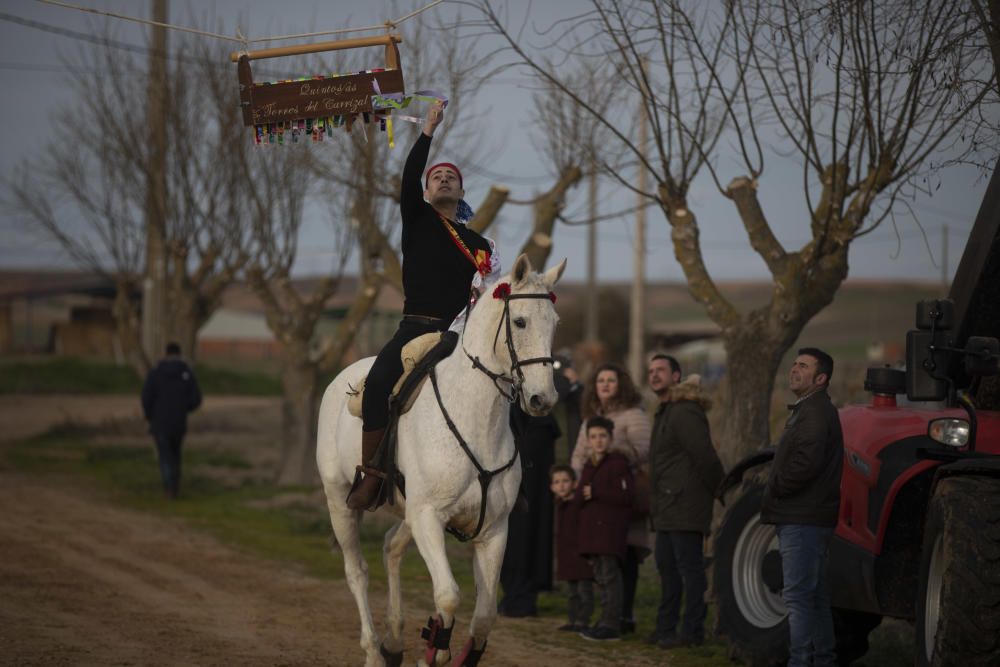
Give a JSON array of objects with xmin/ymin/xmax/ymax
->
[
  {"xmin": 551, "ymin": 464, "xmax": 594, "ymax": 632},
  {"xmin": 575, "ymin": 416, "xmax": 634, "ymax": 642}
]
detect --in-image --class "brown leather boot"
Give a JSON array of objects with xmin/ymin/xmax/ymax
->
[{"xmin": 346, "ymin": 428, "xmax": 387, "ymax": 510}]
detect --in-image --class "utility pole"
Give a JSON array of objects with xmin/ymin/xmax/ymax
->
[
  {"xmin": 142, "ymin": 0, "xmax": 168, "ymax": 365},
  {"xmin": 941, "ymin": 224, "xmax": 949, "ymax": 293},
  {"xmin": 585, "ymin": 155, "xmax": 599, "ymax": 342},
  {"xmin": 628, "ymin": 97, "xmax": 647, "ymax": 381}
]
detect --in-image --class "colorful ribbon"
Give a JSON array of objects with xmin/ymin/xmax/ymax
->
[{"xmin": 372, "ymin": 80, "xmax": 448, "ymax": 124}]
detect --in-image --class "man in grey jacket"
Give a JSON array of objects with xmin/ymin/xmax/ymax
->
[
  {"xmin": 761, "ymin": 347, "xmax": 844, "ymax": 667},
  {"xmin": 647, "ymin": 355, "xmax": 725, "ymax": 649}
]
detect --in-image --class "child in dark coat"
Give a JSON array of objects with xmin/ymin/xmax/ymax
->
[
  {"xmin": 575, "ymin": 416, "xmax": 633, "ymax": 641},
  {"xmin": 551, "ymin": 464, "xmax": 594, "ymax": 632}
]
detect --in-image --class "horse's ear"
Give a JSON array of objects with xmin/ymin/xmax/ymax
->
[
  {"xmin": 542, "ymin": 258, "xmax": 567, "ymax": 288},
  {"xmin": 511, "ymin": 254, "xmax": 533, "ymax": 286}
]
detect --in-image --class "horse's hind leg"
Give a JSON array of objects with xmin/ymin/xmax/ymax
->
[
  {"xmin": 453, "ymin": 527, "xmax": 507, "ymax": 665},
  {"xmin": 410, "ymin": 508, "xmax": 460, "ymax": 666},
  {"xmin": 381, "ymin": 520, "xmax": 411, "ymax": 662},
  {"xmin": 324, "ymin": 491, "xmax": 380, "ymax": 667}
]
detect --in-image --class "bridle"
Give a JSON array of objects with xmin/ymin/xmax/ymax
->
[
  {"xmin": 464, "ymin": 287, "xmax": 557, "ymax": 405},
  {"xmin": 428, "ymin": 284, "xmax": 555, "ymax": 542}
]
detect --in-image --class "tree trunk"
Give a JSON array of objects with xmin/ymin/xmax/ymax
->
[
  {"xmin": 275, "ymin": 342, "xmax": 321, "ymax": 486},
  {"xmin": 113, "ymin": 279, "xmax": 149, "ymax": 376},
  {"xmin": 166, "ymin": 294, "xmax": 200, "ymax": 364},
  {"xmin": 716, "ymin": 330, "xmax": 786, "ymax": 469},
  {"xmin": 714, "ymin": 254, "xmax": 846, "ymax": 467},
  {"xmin": 320, "ymin": 275, "xmax": 382, "ymax": 374},
  {"xmin": 167, "ymin": 289, "xmax": 216, "ymax": 365},
  {"xmin": 519, "ymin": 166, "xmax": 582, "ymax": 269}
]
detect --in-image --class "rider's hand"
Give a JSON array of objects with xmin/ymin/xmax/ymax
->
[
  {"xmin": 423, "ymin": 100, "xmax": 445, "ymax": 137},
  {"xmin": 582, "ymin": 484, "xmax": 592, "ymax": 500}
]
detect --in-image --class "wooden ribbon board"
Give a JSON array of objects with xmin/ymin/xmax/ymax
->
[{"xmin": 232, "ymin": 34, "xmax": 404, "ymax": 141}]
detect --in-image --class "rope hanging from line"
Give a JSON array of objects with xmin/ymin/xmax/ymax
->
[{"xmin": 33, "ymin": 0, "xmax": 445, "ymax": 45}]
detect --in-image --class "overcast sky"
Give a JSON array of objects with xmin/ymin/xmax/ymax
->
[{"xmin": 0, "ymin": 0, "xmax": 992, "ymax": 284}]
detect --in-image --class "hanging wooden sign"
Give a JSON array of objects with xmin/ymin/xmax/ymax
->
[{"xmin": 230, "ymin": 34, "xmax": 405, "ymax": 144}]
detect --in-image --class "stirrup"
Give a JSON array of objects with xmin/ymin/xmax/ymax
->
[
  {"xmin": 345, "ymin": 467, "xmax": 387, "ymax": 511},
  {"xmin": 356, "ymin": 464, "xmax": 387, "ymax": 480}
]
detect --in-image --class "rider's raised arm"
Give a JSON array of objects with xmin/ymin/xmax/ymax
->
[{"xmin": 400, "ymin": 101, "xmax": 445, "ymax": 224}]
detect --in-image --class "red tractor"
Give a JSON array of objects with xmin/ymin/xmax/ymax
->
[{"xmin": 713, "ymin": 166, "xmax": 1000, "ymax": 666}]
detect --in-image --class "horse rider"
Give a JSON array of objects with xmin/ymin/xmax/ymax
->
[{"xmin": 346, "ymin": 100, "xmax": 500, "ymax": 511}]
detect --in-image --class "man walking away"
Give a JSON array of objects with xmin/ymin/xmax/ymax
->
[
  {"xmin": 647, "ymin": 354, "xmax": 724, "ymax": 649},
  {"xmin": 761, "ymin": 347, "xmax": 844, "ymax": 667},
  {"xmin": 141, "ymin": 342, "xmax": 202, "ymax": 499}
]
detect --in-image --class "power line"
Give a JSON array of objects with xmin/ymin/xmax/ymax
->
[
  {"xmin": 0, "ymin": 12, "xmax": 296, "ymax": 78},
  {"xmin": 34, "ymin": 0, "xmax": 445, "ymax": 45}
]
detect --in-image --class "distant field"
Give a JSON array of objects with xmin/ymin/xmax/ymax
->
[
  {"xmin": 560, "ymin": 279, "xmax": 943, "ymax": 365},
  {"xmin": 0, "ymin": 357, "xmax": 282, "ymax": 396}
]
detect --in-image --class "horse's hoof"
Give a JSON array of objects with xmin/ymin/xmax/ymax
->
[
  {"xmin": 450, "ymin": 638, "xmax": 487, "ymax": 667},
  {"xmin": 379, "ymin": 643, "xmax": 403, "ymax": 667}
]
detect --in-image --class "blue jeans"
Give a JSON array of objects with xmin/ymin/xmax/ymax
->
[
  {"xmin": 654, "ymin": 530, "xmax": 707, "ymax": 642},
  {"xmin": 775, "ymin": 524, "xmax": 836, "ymax": 667}
]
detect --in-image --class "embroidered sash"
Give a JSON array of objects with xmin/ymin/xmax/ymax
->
[{"xmin": 437, "ymin": 212, "xmax": 491, "ymax": 277}]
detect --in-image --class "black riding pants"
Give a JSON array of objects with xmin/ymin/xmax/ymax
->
[{"xmin": 361, "ymin": 317, "xmax": 448, "ymax": 432}]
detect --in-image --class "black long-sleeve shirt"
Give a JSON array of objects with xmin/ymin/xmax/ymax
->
[{"xmin": 400, "ymin": 133, "xmax": 491, "ymax": 320}]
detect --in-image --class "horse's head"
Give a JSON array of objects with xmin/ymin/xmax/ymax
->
[{"xmin": 466, "ymin": 253, "xmax": 566, "ymax": 416}]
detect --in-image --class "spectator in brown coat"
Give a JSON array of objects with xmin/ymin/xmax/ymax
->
[
  {"xmin": 575, "ymin": 417, "xmax": 634, "ymax": 642},
  {"xmin": 550, "ymin": 464, "xmax": 594, "ymax": 632}
]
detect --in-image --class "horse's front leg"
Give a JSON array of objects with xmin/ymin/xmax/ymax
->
[
  {"xmin": 410, "ymin": 507, "xmax": 460, "ymax": 667},
  {"xmin": 380, "ymin": 519, "xmax": 411, "ymax": 666},
  {"xmin": 453, "ymin": 522, "xmax": 508, "ymax": 666}
]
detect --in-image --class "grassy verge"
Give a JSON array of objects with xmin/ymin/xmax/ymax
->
[
  {"xmin": 0, "ymin": 357, "xmax": 281, "ymax": 395},
  {"xmin": 2, "ymin": 426, "xmax": 730, "ymax": 664},
  {"xmin": 2, "ymin": 425, "xmax": 913, "ymax": 665}
]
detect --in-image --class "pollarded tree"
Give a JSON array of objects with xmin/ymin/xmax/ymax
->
[
  {"xmin": 475, "ymin": 0, "xmax": 996, "ymax": 465},
  {"xmin": 8, "ymin": 32, "xmax": 252, "ymax": 372}
]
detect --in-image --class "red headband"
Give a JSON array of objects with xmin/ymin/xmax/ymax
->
[{"xmin": 425, "ymin": 162, "xmax": 463, "ymax": 189}]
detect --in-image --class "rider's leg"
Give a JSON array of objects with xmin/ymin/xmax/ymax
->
[
  {"xmin": 348, "ymin": 319, "xmax": 429, "ymax": 510},
  {"xmin": 347, "ymin": 427, "xmax": 387, "ymax": 509}
]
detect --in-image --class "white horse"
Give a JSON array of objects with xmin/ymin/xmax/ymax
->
[{"xmin": 317, "ymin": 254, "xmax": 566, "ymax": 667}]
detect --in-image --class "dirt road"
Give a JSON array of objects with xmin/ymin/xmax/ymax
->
[{"xmin": 0, "ymin": 397, "xmax": 659, "ymax": 666}]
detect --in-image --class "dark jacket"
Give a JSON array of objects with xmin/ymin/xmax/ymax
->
[
  {"xmin": 575, "ymin": 452, "xmax": 633, "ymax": 561},
  {"xmin": 649, "ymin": 378, "xmax": 725, "ymax": 534},
  {"xmin": 554, "ymin": 497, "xmax": 593, "ymax": 582},
  {"xmin": 141, "ymin": 357, "xmax": 202, "ymax": 437},
  {"xmin": 399, "ymin": 133, "xmax": 492, "ymax": 320},
  {"xmin": 502, "ymin": 405, "xmax": 557, "ymax": 596},
  {"xmin": 761, "ymin": 389, "xmax": 844, "ymax": 527}
]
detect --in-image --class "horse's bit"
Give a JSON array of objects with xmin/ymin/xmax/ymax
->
[{"xmin": 465, "ymin": 290, "xmax": 556, "ymax": 404}]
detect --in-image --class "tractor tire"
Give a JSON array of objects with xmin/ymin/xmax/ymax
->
[
  {"xmin": 713, "ymin": 482, "xmax": 788, "ymax": 666},
  {"xmin": 915, "ymin": 476, "xmax": 1000, "ymax": 667}
]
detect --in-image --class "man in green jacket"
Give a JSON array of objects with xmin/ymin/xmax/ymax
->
[{"xmin": 647, "ymin": 354, "xmax": 725, "ymax": 649}]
